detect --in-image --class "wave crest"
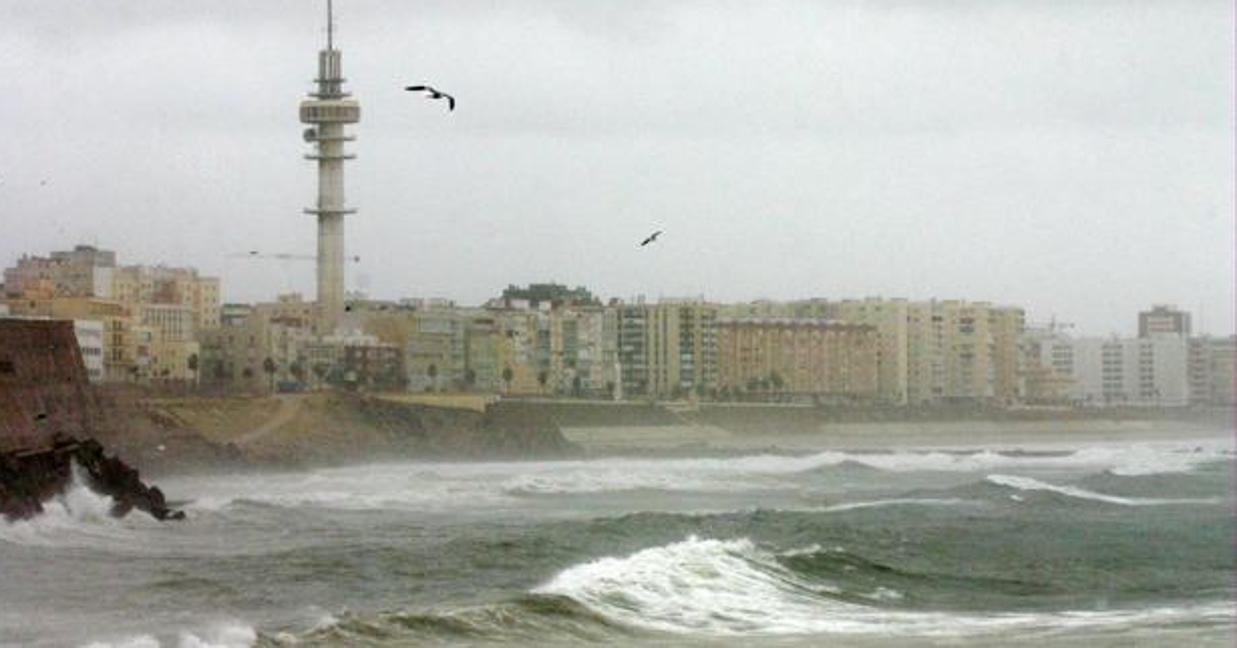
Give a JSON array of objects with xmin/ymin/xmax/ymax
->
[
  {"xmin": 530, "ymin": 535, "xmax": 1234, "ymax": 637},
  {"xmin": 0, "ymin": 466, "xmax": 143, "ymax": 547},
  {"xmin": 985, "ymin": 474, "xmax": 1221, "ymax": 506}
]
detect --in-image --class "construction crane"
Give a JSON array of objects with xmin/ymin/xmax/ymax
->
[{"xmin": 227, "ymin": 251, "xmax": 360, "ymax": 263}]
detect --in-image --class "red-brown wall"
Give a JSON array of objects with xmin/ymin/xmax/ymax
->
[{"xmin": 0, "ymin": 320, "xmax": 97, "ymax": 452}]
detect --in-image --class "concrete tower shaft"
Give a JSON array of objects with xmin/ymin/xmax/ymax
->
[{"xmin": 299, "ymin": 2, "xmax": 359, "ymax": 334}]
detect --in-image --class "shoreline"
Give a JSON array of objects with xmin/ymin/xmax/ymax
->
[
  {"xmin": 563, "ymin": 419, "xmax": 1233, "ymax": 456},
  {"xmin": 53, "ymin": 390, "xmax": 1234, "ymax": 476}
]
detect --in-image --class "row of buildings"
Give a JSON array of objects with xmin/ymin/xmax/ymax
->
[
  {"xmin": 2, "ymin": 247, "xmax": 1232, "ymax": 407},
  {"xmin": 1023, "ymin": 306, "xmax": 1235, "ymax": 407},
  {"xmin": 2, "ymin": 245, "xmax": 218, "ymax": 383}
]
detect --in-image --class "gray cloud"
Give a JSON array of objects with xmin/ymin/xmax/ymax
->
[{"xmin": 1, "ymin": 0, "xmax": 1232, "ymax": 335}]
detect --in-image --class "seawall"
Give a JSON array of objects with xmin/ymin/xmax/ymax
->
[{"xmin": 125, "ymin": 392, "xmax": 575, "ymax": 470}]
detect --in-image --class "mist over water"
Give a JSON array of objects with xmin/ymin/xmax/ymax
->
[{"xmin": 2, "ymin": 434, "xmax": 1233, "ymax": 647}]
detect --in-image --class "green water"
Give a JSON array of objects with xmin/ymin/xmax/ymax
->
[{"xmin": 1, "ymin": 436, "xmax": 1233, "ymax": 647}]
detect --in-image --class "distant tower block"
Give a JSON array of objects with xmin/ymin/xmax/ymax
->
[{"xmin": 299, "ymin": 0, "xmax": 359, "ymax": 334}]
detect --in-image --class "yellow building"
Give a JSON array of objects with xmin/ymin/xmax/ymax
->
[
  {"xmin": 716, "ymin": 318, "xmax": 878, "ymax": 400},
  {"xmin": 988, "ymin": 306, "xmax": 1026, "ymax": 404},
  {"xmin": 820, "ymin": 298, "xmax": 910, "ymax": 405},
  {"xmin": 1, "ymin": 295, "xmax": 139, "ymax": 382},
  {"xmin": 617, "ymin": 299, "xmax": 718, "ymax": 399},
  {"xmin": 199, "ymin": 308, "xmax": 313, "ymax": 392},
  {"xmin": 906, "ymin": 300, "xmax": 1024, "ymax": 405},
  {"xmin": 112, "ymin": 264, "xmax": 221, "ymax": 332}
]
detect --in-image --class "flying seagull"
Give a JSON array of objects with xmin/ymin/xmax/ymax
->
[
  {"xmin": 405, "ymin": 85, "xmax": 455, "ymax": 111},
  {"xmin": 640, "ymin": 230, "xmax": 663, "ymax": 247}
]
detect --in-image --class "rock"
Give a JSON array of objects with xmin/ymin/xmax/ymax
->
[{"xmin": 0, "ymin": 436, "xmax": 184, "ymax": 522}]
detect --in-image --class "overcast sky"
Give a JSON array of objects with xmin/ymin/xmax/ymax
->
[{"xmin": 1, "ymin": 0, "xmax": 1232, "ymax": 335}]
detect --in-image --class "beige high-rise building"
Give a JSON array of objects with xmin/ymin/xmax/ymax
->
[
  {"xmin": 111, "ymin": 265, "xmax": 220, "ymax": 332},
  {"xmin": 615, "ymin": 299, "xmax": 718, "ymax": 398},
  {"xmin": 716, "ymin": 318, "xmax": 878, "ymax": 400},
  {"xmin": 548, "ymin": 305, "xmax": 618, "ymax": 396},
  {"xmin": 1188, "ymin": 335, "xmax": 1236, "ymax": 405},
  {"xmin": 820, "ymin": 298, "xmax": 910, "ymax": 404},
  {"xmin": 988, "ymin": 305, "xmax": 1026, "ymax": 404},
  {"xmin": 721, "ymin": 296, "xmax": 1024, "ymax": 406},
  {"xmin": 905, "ymin": 300, "xmax": 1024, "ymax": 405},
  {"xmin": 647, "ymin": 299, "xmax": 718, "ymax": 398},
  {"xmin": 138, "ymin": 303, "xmax": 200, "ymax": 382},
  {"xmin": 2, "ymin": 245, "xmax": 115, "ymax": 299}
]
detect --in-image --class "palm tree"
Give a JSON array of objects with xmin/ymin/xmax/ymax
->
[
  {"xmin": 312, "ymin": 362, "xmax": 329, "ymax": 390},
  {"xmin": 502, "ymin": 365, "xmax": 514, "ymax": 394},
  {"xmin": 262, "ymin": 357, "xmax": 277, "ymax": 393},
  {"xmin": 187, "ymin": 353, "xmax": 199, "ymax": 392},
  {"xmin": 770, "ymin": 371, "xmax": 785, "ymax": 401},
  {"xmin": 537, "ymin": 369, "xmax": 549, "ymax": 395},
  {"xmin": 290, "ymin": 360, "xmax": 306, "ymax": 387}
]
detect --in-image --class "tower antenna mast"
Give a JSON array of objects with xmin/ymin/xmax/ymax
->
[{"xmin": 327, "ymin": 0, "xmax": 333, "ymax": 50}]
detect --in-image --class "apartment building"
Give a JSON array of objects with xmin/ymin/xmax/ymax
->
[
  {"xmin": 2, "ymin": 245, "xmax": 115, "ymax": 299},
  {"xmin": 819, "ymin": 298, "xmax": 910, "ymax": 404},
  {"xmin": 1188, "ymin": 335, "xmax": 1236, "ymax": 405},
  {"xmin": 615, "ymin": 299, "xmax": 718, "ymax": 398},
  {"xmin": 1067, "ymin": 336, "xmax": 1189, "ymax": 407},
  {"xmin": 715, "ymin": 317, "xmax": 878, "ymax": 400},
  {"xmin": 1138, "ymin": 305, "xmax": 1191, "ymax": 339}
]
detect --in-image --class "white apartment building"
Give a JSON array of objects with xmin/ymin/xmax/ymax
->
[
  {"xmin": 73, "ymin": 319, "xmax": 105, "ymax": 383},
  {"xmin": 1055, "ymin": 336, "xmax": 1189, "ymax": 407}
]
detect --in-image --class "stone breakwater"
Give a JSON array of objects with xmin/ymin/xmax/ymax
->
[{"xmin": 0, "ymin": 436, "xmax": 183, "ymax": 522}]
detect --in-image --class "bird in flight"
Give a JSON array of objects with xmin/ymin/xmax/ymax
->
[
  {"xmin": 640, "ymin": 230, "xmax": 663, "ymax": 247},
  {"xmin": 404, "ymin": 85, "xmax": 455, "ymax": 111}
]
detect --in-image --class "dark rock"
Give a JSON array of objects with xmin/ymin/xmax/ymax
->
[{"xmin": 0, "ymin": 436, "xmax": 184, "ymax": 523}]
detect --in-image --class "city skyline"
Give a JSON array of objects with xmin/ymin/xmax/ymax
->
[
  {"xmin": 1, "ymin": 241, "xmax": 1230, "ymax": 340},
  {"xmin": 2, "ymin": 0, "xmax": 1233, "ymax": 337}
]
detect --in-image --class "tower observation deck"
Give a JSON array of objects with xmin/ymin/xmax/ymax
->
[{"xmin": 299, "ymin": 0, "xmax": 359, "ymax": 334}]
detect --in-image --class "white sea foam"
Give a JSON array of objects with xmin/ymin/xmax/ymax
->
[
  {"xmin": 535, "ymin": 535, "xmax": 1234, "ymax": 637},
  {"xmin": 177, "ymin": 621, "xmax": 257, "ymax": 648},
  {"xmin": 79, "ymin": 621, "xmax": 256, "ymax": 648},
  {"xmin": 0, "ymin": 465, "xmax": 152, "ymax": 547},
  {"xmin": 503, "ymin": 469, "xmax": 719, "ymax": 495},
  {"xmin": 813, "ymin": 497, "xmax": 967, "ymax": 513},
  {"xmin": 80, "ymin": 636, "xmax": 161, "ymax": 648},
  {"xmin": 985, "ymin": 474, "xmax": 1221, "ymax": 506},
  {"xmin": 165, "ymin": 439, "xmax": 1230, "ymax": 513},
  {"xmin": 792, "ymin": 441, "xmax": 1232, "ymax": 476},
  {"xmin": 533, "ymin": 535, "xmax": 833, "ymax": 634}
]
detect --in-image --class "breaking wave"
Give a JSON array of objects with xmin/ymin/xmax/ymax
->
[
  {"xmin": 528, "ymin": 535, "xmax": 1232, "ymax": 637},
  {"xmin": 0, "ymin": 465, "xmax": 156, "ymax": 547},
  {"xmin": 167, "ymin": 441, "xmax": 1231, "ymax": 513},
  {"xmin": 986, "ymin": 474, "xmax": 1222, "ymax": 506},
  {"xmin": 299, "ymin": 535, "xmax": 1237, "ymax": 642},
  {"xmin": 794, "ymin": 442, "xmax": 1231, "ymax": 477},
  {"xmin": 79, "ymin": 621, "xmax": 257, "ymax": 648}
]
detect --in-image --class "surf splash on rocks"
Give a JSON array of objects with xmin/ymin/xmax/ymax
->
[{"xmin": 0, "ymin": 436, "xmax": 184, "ymax": 522}]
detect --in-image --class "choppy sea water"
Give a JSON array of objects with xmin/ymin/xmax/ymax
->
[{"xmin": 1, "ymin": 434, "xmax": 1234, "ymax": 647}]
